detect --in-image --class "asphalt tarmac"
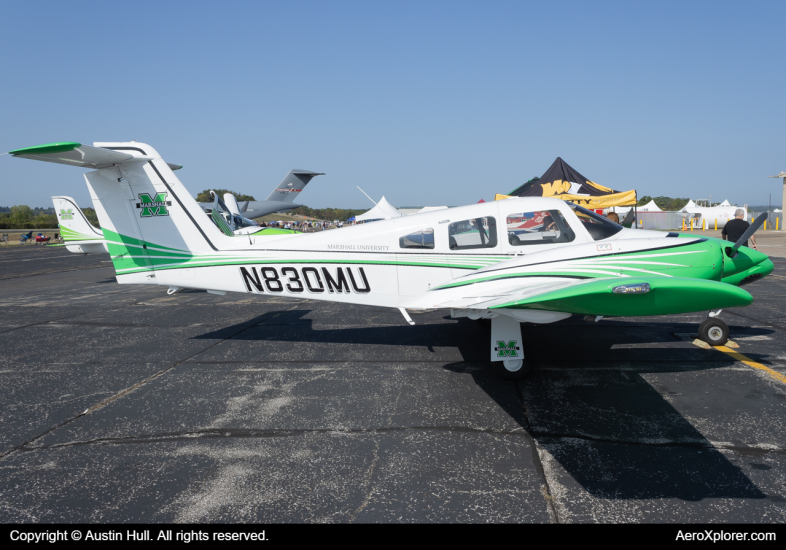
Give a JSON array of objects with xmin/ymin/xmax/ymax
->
[{"xmin": 1, "ymin": 244, "xmax": 785, "ymax": 523}]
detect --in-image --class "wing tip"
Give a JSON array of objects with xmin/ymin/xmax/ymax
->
[{"xmin": 10, "ymin": 142, "xmax": 82, "ymax": 155}]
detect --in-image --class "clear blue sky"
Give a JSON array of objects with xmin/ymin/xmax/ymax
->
[{"xmin": 1, "ymin": 0, "xmax": 784, "ymax": 209}]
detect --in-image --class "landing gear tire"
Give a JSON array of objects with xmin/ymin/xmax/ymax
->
[
  {"xmin": 698, "ymin": 318, "xmax": 729, "ymax": 346},
  {"xmin": 492, "ymin": 356, "xmax": 531, "ymax": 380}
]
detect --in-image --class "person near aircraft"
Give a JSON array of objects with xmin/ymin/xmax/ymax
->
[
  {"xmin": 722, "ymin": 209, "xmax": 757, "ymax": 250},
  {"xmin": 606, "ymin": 212, "xmax": 620, "ymax": 224},
  {"xmin": 541, "ymin": 213, "xmax": 556, "ymax": 231}
]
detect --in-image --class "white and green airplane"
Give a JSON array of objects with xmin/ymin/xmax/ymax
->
[
  {"xmin": 11, "ymin": 142, "xmax": 774, "ymax": 379},
  {"xmin": 51, "ymin": 196, "xmax": 108, "ymax": 254}
]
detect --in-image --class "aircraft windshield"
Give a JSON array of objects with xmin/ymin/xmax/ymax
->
[{"xmin": 566, "ymin": 203, "xmax": 623, "ymax": 241}]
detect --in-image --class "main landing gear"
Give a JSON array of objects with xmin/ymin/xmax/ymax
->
[{"xmin": 697, "ymin": 310, "xmax": 729, "ymax": 346}]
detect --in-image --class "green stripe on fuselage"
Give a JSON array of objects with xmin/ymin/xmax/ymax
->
[{"xmin": 437, "ymin": 240, "xmax": 723, "ymax": 290}]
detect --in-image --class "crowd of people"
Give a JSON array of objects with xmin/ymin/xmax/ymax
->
[{"xmin": 257, "ymin": 219, "xmax": 355, "ymax": 232}]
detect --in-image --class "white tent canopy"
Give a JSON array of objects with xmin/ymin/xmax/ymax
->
[
  {"xmin": 719, "ymin": 199, "xmax": 731, "ymax": 206},
  {"xmin": 638, "ymin": 200, "xmax": 662, "ymax": 212},
  {"xmin": 356, "ymin": 196, "xmax": 403, "ymax": 222}
]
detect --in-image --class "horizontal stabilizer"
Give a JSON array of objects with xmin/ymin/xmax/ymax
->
[{"xmin": 10, "ymin": 142, "xmax": 182, "ymax": 171}]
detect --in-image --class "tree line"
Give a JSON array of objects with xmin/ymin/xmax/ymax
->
[
  {"xmin": 195, "ymin": 189, "xmax": 256, "ymax": 203},
  {"xmin": 193, "ymin": 191, "xmax": 367, "ymax": 221},
  {"xmin": 0, "ymin": 205, "xmax": 100, "ymax": 229},
  {"xmin": 636, "ymin": 196, "xmax": 692, "ymax": 210}
]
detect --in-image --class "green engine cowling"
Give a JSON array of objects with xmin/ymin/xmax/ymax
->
[{"xmin": 718, "ymin": 240, "xmax": 774, "ymax": 286}]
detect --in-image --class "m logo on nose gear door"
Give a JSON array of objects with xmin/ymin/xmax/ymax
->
[
  {"xmin": 136, "ymin": 193, "xmax": 172, "ymax": 217},
  {"xmin": 495, "ymin": 341, "xmax": 520, "ymax": 358}
]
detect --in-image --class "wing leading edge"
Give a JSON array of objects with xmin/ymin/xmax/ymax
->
[{"xmin": 403, "ymin": 275, "xmax": 752, "ymax": 317}]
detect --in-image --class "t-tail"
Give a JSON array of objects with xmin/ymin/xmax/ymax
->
[
  {"xmin": 51, "ymin": 196, "xmax": 108, "ymax": 254},
  {"xmin": 264, "ymin": 170, "xmax": 324, "ymax": 202},
  {"xmin": 12, "ymin": 142, "xmax": 236, "ymax": 287}
]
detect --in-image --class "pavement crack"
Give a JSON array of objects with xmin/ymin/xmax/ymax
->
[
  {"xmin": 515, "ymin": 379, "xmax": 560, "ymax": 524},
  {"xmin": 725, "ymin": 310, "xmax": 786, "ymax": 333},
  {"xmin": 0, "ymin": 265, "xmax": 110, "ymax": 281},
  {"xmin": 0, "ymin": 318, "xmax": 262, "ymax": 462},
  {"xmin": 525, "ymin": 430, "xmax": 786, "ymax": 455},
  {"xmin": 0, "ymin": 311, "xmax": 94, "ymax": 335},
  {"xmin": 350, "ymin": 437, "xmax": 380, "ymax": 522},
  {"xmin": 19, "ymin": 425, "xmax": 533, "ymax": 452}
]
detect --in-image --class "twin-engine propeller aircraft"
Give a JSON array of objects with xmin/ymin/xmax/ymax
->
[
  {"xmin": 51, "ymin": 196, "xmax": 108, "ymax": 254},
  {"xmin": 10, "ymin": 142, "xmax": 774, "ymax": 379}
]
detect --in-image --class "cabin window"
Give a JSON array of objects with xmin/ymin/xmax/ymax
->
[
  {"xmin": 506, "ymin": 210, "xmax": 575, "ymax": 246},
  {"xmin": 447, "ymin": 217, "xmax": 497, "ymax": 250},
  {"xmin": 399, "ymin": 228, "xmax": 435, "ymax": 249}
]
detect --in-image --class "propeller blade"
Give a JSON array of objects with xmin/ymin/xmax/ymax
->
[
  {"xmin": 730, "ymin": 213, "xmax": 766, "ymax": 257},
  {"xmin": 241, "ymin": 201, "xmax": 249, "ymax": 213},
  {"xmin": 621, "ymin": 210, "xmax": 635, "ymax": 228}
]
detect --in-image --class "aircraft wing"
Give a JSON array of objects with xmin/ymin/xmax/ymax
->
[
  {"xmin": 196, "ymin": 200, "xmax": 302, "ymax": 218},
  {"xmin": 240, "ymin": 201, "xmax": 301, "ymax": 218},
  {"xmin": 9, "ymin": 142, "xmax": 182, "ymax": 171},
  {"xmin": 402, "ymin": 275, "xmax": 753, "ymax": 317},
  {"xmin": 402, "ymin": 277, "xmax": 588, "ymax": 310}
]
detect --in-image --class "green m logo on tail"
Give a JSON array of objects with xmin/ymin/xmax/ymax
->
[
  {"xmin": 59, "ymin": 209, "xmax": 74, "ymax": 220},
  {"xmin": 495, "ymin": 341, "xmax": 520, "ymax": 358},
  {"xmin": 136, "ymin": 193, "xmax": 172, "ymax": 217}
]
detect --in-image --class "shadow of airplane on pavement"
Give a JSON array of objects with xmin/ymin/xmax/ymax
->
[{"xmin": 194, "ymin": 309, "xmax": 768, "ymax": 501}]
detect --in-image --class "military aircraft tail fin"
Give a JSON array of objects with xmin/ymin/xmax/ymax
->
[{"xmin": 264, "ymin": 170, "xmax": 324, "ymax": 203}]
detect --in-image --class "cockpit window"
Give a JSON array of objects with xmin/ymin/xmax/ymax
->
[
  {"xmin": 506, "ymin": 210, "xmax": 575, "ymax": 246},
  {"xmin": 566, "ymin": 203, "xmax": 623, "ymax": 241}
]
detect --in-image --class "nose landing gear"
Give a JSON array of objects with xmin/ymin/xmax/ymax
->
[{"xmin": 698, "ymin": 312, "xmax": 729, "ymax": 346}]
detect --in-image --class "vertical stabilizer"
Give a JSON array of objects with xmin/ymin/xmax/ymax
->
[
  {"xmin": 51, "ymin": 196, "xmax": 107, "ymax": 253},
  {"xmin": 84, "ymin": 142, "xmax": 235, "ymax": 280},
  {"xmin": 264, "ymin": 170, "xmax": 324, "ymax": 202}
]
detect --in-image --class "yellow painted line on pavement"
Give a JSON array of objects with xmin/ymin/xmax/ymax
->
[{"xmin": 715, "ymin": 345, "xmax": 786, "ymax": 385}]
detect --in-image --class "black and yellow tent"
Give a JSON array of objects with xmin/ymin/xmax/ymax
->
[{"xmin": 500, "ymin": 157, "xmax": 637, "ymax": 208}]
